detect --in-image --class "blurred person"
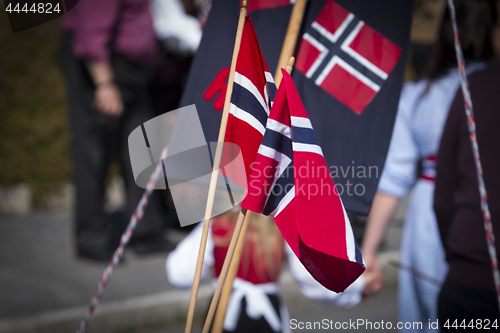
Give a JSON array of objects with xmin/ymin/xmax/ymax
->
[
  {"xmin": 434, "ymin": 21, "xmax": 500, "ymax": 330},
  {"xmin": 147, "ymin": 0, "xmax": 202, "ymax": 227},
  {"xmin": 150, "ymin": 0, "xmax": 202, "ymax": 56},
  {"xmin": 166, "ymin": 211, "xmax": 379, "ymax": 333},
  {"xmin": 148, "ymin": 0, "xmax": 201, "ymax": 127},
  {"xmin": 361, "ymin": 0, "xmax": 496, "ymax": 331},
  {"xmin": 59, "ymin": 0, "xmax": 174, "ymax": 261}
]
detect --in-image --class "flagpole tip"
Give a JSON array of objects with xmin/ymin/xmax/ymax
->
[
  {"xmin": 286, "ymin": 57, "xmax": 295, "ymax": 75},
  {"xmin": 242, "ymin": 0, "xmax": 248, "ymax": 9}
]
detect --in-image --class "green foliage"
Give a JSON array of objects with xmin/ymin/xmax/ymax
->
[{"xmin": 0, "ymin": 16, "xmax": 71, "ymax": 206}]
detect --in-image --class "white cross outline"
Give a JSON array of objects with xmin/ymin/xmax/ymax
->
[
  {"xmin": 311, "ymin": 12, "xmax": 355, "ymax": 44},
  {"xmin": 307, "ymin": 10, "xmax": 393, "ymax": 92},
  {"xmin": 340, "ymin": 21, "xmax": 389, "ymax": 80},
  {"xmin": 302, "ymin": 33, "xmax": 330, "ymax": 79},
  {"xmin": 315, "ymin": 55, "xmax": 380, "ymax": 92}
]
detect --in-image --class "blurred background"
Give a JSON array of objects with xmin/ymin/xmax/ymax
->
[
  {"xmin": 0, "ymin": 0, "xmax": 473, "ymax": 332},
  {"xmin": 0, "ymin": 0, "xmax": 445, "ymax": 215}
]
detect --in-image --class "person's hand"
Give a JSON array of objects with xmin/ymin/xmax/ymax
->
[
  {"xmin": 363, "ymin": 265, "xmax": 384, "ymax": 294},
  {"xmin": 363, "ymin": 253, "xmax": 382, "ymax": 274},
  {"xmin": 361, "ymin": 253, "xmax": 384, "ymax": 301},
  {"xmin": 93, "ymin": 83, "xmax": 123, "ymax": 117}
]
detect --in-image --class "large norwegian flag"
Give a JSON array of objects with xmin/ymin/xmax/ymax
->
[
  {"xmin": 221, "ymin": 15, "xmax": 276, "ymax": 189},
  {"xmin": 242, "ymin": 69, "xmax": 365, "ymax": 292},
  {"xmin": 180, "ymin": 0, "xmax": 413, "ymax": 215}
]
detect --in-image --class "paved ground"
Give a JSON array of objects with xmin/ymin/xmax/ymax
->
[
  {"xmin": 140, "ymin": 286, "xmax": 399, "ymax": 333},
  {"xmin": 0, "ymin": 203, "xmax": 406, "ymax": 333},
  {"xmin": 140, "ymin": 287, "xmax": 398, "ymax": 333},
  {"xmin": 0, "ymin": 211, "xmax": 181, "ymax": 319},
  {"xmin": 286, "ymin": 287, "xmax": 399, "ymax": 333}
]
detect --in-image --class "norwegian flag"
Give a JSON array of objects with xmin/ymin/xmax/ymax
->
[
  {"xmin": 242, "ymin": 70, "xmax": 365, "ymax": 292},
  {"xmin": 181, "ymin": 0, "xmax": 413, "ymax": 215},
  {"xmin": 221, "ymin": 15, "xmax": 276, "ymax": 189},
  {"xmin": 295, "ymin": 0, "xmax": 401, "ymax": 115}
]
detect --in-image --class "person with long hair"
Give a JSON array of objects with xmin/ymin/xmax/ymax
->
[
  {"xmin": 361, "ymin": 1, "xmax": 496, "ymax": 331},
  {"xmin": 166, "ymin": 211, "xmax": 372, "ymax": 333}
]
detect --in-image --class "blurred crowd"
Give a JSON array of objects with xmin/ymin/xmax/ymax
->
[
  {"xmin": 57, "ymin": 0, "xmax": 500, "ymax": 332},
  {"xmin": 58, "ymin": 0, "xmax": 205, "ymax": 261}
]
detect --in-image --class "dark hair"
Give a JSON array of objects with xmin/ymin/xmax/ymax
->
[{"xmin": 424, "ymin": 0, "xmax": 497, "ymax": 80}]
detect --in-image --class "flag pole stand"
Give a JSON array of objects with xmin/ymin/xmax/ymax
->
[
  {"xmin": 184, "ymin": 1, "xmax": 248, "ymax": 332},
  {"xmin": 210, "ymin": 57, "xmax": 296, "ymax": 333}
]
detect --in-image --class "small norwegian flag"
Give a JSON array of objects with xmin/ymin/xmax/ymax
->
[
  {"xmin": 221, "ymin": 15, "xmax": 276, "ymax": 189},
  {"xmin": 242, "ymin": 69, "xmax": 365, "ymax": 292},
  {"xmin": 295, "ymin": 0, "xmax": 401, "ymax": 115}
]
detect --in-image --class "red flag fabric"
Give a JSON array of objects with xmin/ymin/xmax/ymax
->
[
  {"xmin": 242, "ymin": 69, "xmax": 365, "ymax": 292},
  {"xmin": 221, "ymin": 15, "xmax": 276, "ymax": 189}
]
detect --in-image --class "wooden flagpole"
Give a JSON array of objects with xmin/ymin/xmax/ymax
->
[
  {"xmin": 210, "ymin": 58, "xmax": 296, "ymax": 333},
  {"xmin": 274, "ymin": 0, "xmax": 307, "ymax": 85},
  {"xmin": 204, "ymin": 2, "xmax": 306, "ymax": 332},
  {"xmin": 207, "ymin": 4, "xmax": 307, "ymax": 332},
  {"xmin": 184, "ymin": 2, "xmax": 248, "ymax": 332}
]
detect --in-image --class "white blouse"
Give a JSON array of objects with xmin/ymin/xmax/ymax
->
[{"xmin": 378, "ymin": 63, "xmax": 485, "ymax": 198}]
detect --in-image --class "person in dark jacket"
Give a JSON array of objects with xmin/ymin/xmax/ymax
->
[
  {"xmin": 59, "ymin": 0, "xmax": 174, "ymax": 261},
  {"xmin": 434, "ymin": 57, "xmax": 500, "ymax": 329}
]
